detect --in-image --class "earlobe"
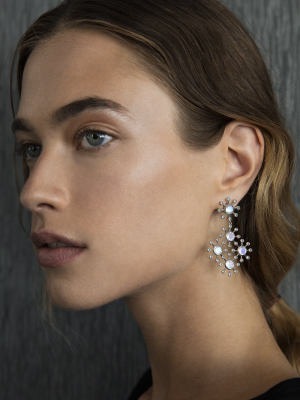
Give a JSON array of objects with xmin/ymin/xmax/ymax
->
[{"xmin": 220, "ymin": 121, "xmax": 264, "ymax": 196}]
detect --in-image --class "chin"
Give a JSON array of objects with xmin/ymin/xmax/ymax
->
[{"xmin": 44, "ymin": 278, "xmax": 116, "ymax": 311}]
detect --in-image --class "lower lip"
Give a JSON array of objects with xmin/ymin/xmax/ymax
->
[{"xmin": 36, "ymin": 246, "xmax": 86, "ymax": 268}]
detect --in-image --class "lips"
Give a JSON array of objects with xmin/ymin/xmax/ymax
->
[
  {"xmin": 36, "ymin": 246, "xmax": 85, "ymax": 268},
  {"xmin": 31, "ymin": 230, "xmax": 86, "ymax": 249},
  {"xmin": 30, "ymin": 230, "xmax": 87, "ymax": 268}
]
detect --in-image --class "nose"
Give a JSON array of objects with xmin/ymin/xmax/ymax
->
[{"xmin": 19, "ymin": 151, "xmax": 69, "ymax": 213}]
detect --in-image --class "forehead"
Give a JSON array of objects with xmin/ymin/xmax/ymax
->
[
  {"xmin": 18, "ymin": 28, "xmax": 162, "ymax": 119},
  {"xmin": 22, "ymin": 27, "xmax": 142, "ymax": 85}
]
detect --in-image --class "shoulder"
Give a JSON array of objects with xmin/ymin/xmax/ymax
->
[
  {"xmin": 250, "ymin": 377, "xmax": 300, "ymax": 400},
  {"xmin": 127, "ymin": 368, "xmax": 152, "ymax": 400}
]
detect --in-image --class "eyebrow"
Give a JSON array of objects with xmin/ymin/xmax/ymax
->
[{"xmin": 11, "ymin": 95, "xmax": 131, "ymax": 136}]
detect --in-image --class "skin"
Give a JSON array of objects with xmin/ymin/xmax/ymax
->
[{"xmin": 16, "ymin": 28, "xmax": 299, "ymax": 400}]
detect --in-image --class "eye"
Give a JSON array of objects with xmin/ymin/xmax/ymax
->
[
  {"xmin": 76, "ymin": 127, "xmax": 114, "ymax": 153},
  {"xmin": 14, "ymin": 142, "xmax": 41, "ymax": 160},
  {"xmin": 14, "ymin": 127, "xmax": 114, "ymax": 162}
]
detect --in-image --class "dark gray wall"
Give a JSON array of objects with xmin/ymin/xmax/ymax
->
[{"xmin": 1, "ymin": 1, "xmax": 299, "ymax": 399}]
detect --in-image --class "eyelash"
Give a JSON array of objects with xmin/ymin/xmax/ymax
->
[{"xmin": 14, "ymin": 126, "xmax": 114, "ymax": 161}]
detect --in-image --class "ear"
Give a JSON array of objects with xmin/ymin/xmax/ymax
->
[{"xmin": 220, "ymin": 120, "xmax": 264, "ymax": 199}]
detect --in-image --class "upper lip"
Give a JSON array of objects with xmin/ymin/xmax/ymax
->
[{"xmin": 31, "ymin": 230, "xmax": 86, "ymax": 249}]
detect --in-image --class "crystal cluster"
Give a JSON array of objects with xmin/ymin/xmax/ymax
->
[{"xmin": 207, "ymin": 198, "xmax": 252, "ymax": 276}]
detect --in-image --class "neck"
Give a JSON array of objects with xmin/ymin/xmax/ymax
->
[{"xmin": 125, "ymin": 259, "xmax": 298, "ymax": 400}]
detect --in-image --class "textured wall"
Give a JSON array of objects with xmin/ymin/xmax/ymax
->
[{"xmin": 1, "ymin": 1, "xmax": 299, "ymax": 399}]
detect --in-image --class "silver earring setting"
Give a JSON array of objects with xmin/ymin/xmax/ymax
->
[{"xmin": 207, "ymin": 198, "xmax": 252, "ymax": 276}]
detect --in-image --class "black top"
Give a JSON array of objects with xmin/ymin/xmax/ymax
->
[{"xmin": 127, "ymin": 368, "xmax": 300, "ymax": 400}]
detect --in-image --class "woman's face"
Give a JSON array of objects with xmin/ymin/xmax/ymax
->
[{"xmin": 16, "ymin": 28, "xmax": 220, "ymax": 309}]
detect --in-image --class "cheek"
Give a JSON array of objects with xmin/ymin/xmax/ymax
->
[{"xmin": 72, "ymin": 142, "xmax": 209, "ymax": 289}]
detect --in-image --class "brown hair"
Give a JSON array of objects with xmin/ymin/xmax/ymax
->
[{"xmin": 10, "ymin": 0, "xmax": 300, "ymax": 370}]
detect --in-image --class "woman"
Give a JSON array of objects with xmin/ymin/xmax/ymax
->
[{"xmin": 10, "ymin": 0, "xmax": 300, "ymax": 399}]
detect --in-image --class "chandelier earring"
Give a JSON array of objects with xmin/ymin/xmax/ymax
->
[{"xmin": 207, "ymin": 197, "xmax": 252, "ymax": 276}]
